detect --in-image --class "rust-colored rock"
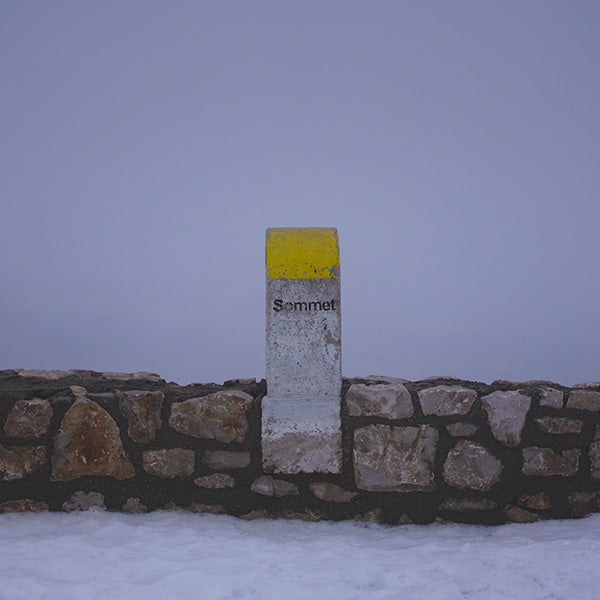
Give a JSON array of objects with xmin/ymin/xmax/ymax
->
[
  {"xmin": 0, "ymin": 499, "xmax": 49, "ymax": 513},
  {"xmin": 50, "ymin": 395, "xmax": 135, "ymax": 481},
  {"xmin": 443, "ymin": 440, "xmax": 503, "ymax": 491},
  {"xmin": 309, "ymin": 482, "xmax": 358, "ymax": 503},
  {"xmin": 4, "ymin": 398, "xmax": 52, "ymax": 438},
  {"xmin": 0, "ymin": 444, "xmax": 47, "ymax": 481},
  {"xmin": 521, "ymin": 447, "xmax": 580, "ymax": 477},
  {"xmin": 117, "ymin": 390, "xmax": 164, "ymax": 444},
  {"xmin": 535, "ymin": 417, "xmax": 583, "ymax": 435},
  {"xmin": 169, "ymin": 390, "xmax": 253, "ymax": 443},
  {"xmin": 517, "ymin": 492, "xmax": 552, "ymax": 510},
  {"xmin": 567, "ymin": 390, "xmax": 600, "ymax": 411}
]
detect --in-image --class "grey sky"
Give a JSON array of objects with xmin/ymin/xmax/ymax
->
[{"xmin": 2, "ymin": 2, "xmax": 599, "ymax": 385}]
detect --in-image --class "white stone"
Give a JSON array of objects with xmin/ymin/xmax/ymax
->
[{"xmin": 262, "ymin": 397, "xmax": 342, "ymax": 474}]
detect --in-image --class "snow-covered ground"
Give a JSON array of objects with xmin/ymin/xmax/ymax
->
[{"xmin": 1, "ymin": 510, "xmax": 599, "ymax": 600}]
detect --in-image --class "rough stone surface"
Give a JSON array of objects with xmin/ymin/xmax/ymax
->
[
  {"xmin": 567, "ymin": 390, "xmax": 600, "ymax": 411},
  {"xmin": 117, "ymin": 390, "xmax": 164, "ymax": 444},
  {"xmin": 309, "ymin": 482, "xmax": 358, "ymax": 503},
  {"xmin": 142, "ymin": 448, "xmax": 195, "ymax": 478},
  {"xmin": 481, "ymin": 390, "xmax": 531, "ymax": 447},
  {"xmin": 62, "ymin": 491, "xmax": 105, "ymax": 512},
  {"xmin": 102, "ymin": 371, "xmax": 162, "ymax": 382},
  {"xmin": 250, "ymin": 475, "xmax": 299, "ymax": 497},
  {"xmin": 122, "ymin": 497, "xmax": 147, "ymax": 513},
  {"xmin": 588, "ymin": 441, "xmax": 600, "ymax": 480},
  {"xmin": 538, "ymin": 387, "xmax": 564, "ymax": 408},
  {"xmin": 3, "ymin": 398, "xmax": 52, "ymax": 438},
  {"xmin": 0, "ymin": 444, "xmax": 47, "ymax": 481},
  {"xmin": 522, "ymin": 447, "xmax": 580, "ymax": 477},
  {"xmin": 202, "ymin": 450, "xmax": 251, "ymax": 470},
  {"xmin": 439, "ymin": 498, "xmax": 497, "ymax": 512},
  {"xmin": 193, "ymin": 473, "xmax": 236, "ymax": 488},
  {"xmin": 517, "ymin": 492, "xmax": 552, "ymax": 510},
  {"xmin": 169, "ymin": 390, "xmax": 253, "ymax": 443},
  {"xmin": 443, "ymin": 440, "xmax": 503, "ymax": 491},
  {"xmin": 17, "ymin": 369, "xmax": 80, "ymax": 380},
  {"xmin": 262, "ymin": 397, "xmax": 342, "ymax": 474},
  {"xmin": 504, "ymin": 505, "xmax": 542, "ymax": 523},
  {"xmin": 353, "ymin": 425, "xmax": 438, "ymax": 492},
  {"xmin": 345, "ymin": 383, "xmax": 413, "ymax": 419},
  {"xmin": 418, "ymin": 385, "xmax": 477, "ymax": 417},
  {"xmin": 0, "ymin": 499, "xmax": 49, "ymax": 513},
  {"xmin": 51, "ymin": 395, "xmax": 135, "ymax": 481},
  {"xmin": 568, "ymin": 491, "xmax": 600, "ymax": 516},
  {"xmin": 535, "ymin": 417, "xmax": 583, "ymax": 435},
  {"xmin": 573, "ymin": 381, "xmax": 600, "ymax": 389},
  {"xmin": 445, "ymin": 422, "xmax": 478, "ymax": 437}
]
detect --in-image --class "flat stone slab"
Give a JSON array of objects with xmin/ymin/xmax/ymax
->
[
  {"xmin": 418, "ymin": 385, "xmax": 477, "ymax": 416},
  {"xmin": 353, "ymin": 424, "xmax": 438, "ymax": 492},
  {"xmin": 345, "ymin": 383, "xmax": 413, "ymax": 419},
  {"xmin": 262, "ymin": 397, "xmax": 342, "ymax": 474}
]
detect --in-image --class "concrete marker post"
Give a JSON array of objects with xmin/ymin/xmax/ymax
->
[{"xmin": 262, "ymin": 227, "xmax": 342, "ymax": 474}]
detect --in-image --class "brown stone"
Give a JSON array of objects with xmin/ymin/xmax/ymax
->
[
  {"xmin": 439, "ymin": 498, "xmax": 497, "ymax": 512},
  {"xmin": 4, "ymin": 398, "xmax": 52, "ymax": 438},
  {"xmin": 535, "ymin": 417, "xmax": 584, "ymax": 435},
  {"xmin": 0, "ymin": 445, "xmax": 47, "ymax": 481},
  {"xmin": 588, "ymin": 441, "xmax": 600, "ymax": 479},
  {"xmin": 443, "ymin": 440, "xmax": 503, "ymax": 491},
  {"xmin": 142, "ymin": 448, "xmax": 195, "ymax": 478},
  {"xmin": 568, "ymin": 491, "xmax": 600, "ymax": 517},
  {"xmin": 0, "ymin": 499, "xmax": 49, "ymax": 513},
  {"xmin": 62, "ymin": 491, "xmax": 105, "ymax": 512},
  {"xmin": 203, "ymin": 450, "xmax": 251, "ymax": 470},
  {"xmin": 516, "ymin": 492, "xmax": 552, "ymax": 510},
  {"xmin": 250, "ymin": 475, "xmax": 299, "ymax": 497},
  {"xmin": 51, "ymin": 395, "xmax": 135, "ymax": 481},
  {"xmin": 117, "ymin": 390, "xmax": 164, "ymax": 444},
  {"xmin": 122, "ymin": 498, "xmax": 147, "ymax": 513},
  {"xmin": 193, "ymin": 473, "xmax": 236, "ymax": 488},
  {"xmin": 345, "ymin": 383, "xmax": 413, "ymax": 419},
  {"xmin": 522, "ymin": 447, "xmax": 580, "ymax": 476},
  {"xmin": 309, "ymin": 482, "xmax": 358, "ymax": 503},
  {"xmin": 567, "ymin": 390, "xmax": 600, "ymax": 411},
  {"xmin": 504, "ymin": 505, "xmax": 542, "ymax": 523},
  {"xmin": 417, "ymin": 385, "xmax": 477, "ymax": 416},
  {"xmin": 169, "ymin": 390, "xmax": 253, "ymax": 443},
  {"xmin": 353, "ymin": 425, "xmax": 438, "ymax": 492},
  {"xmin": 481, "ymin": 390, "xmax": 531, "ymax": 447}
]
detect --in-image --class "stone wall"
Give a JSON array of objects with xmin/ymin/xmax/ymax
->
[{"xmin": 1, "ymin": 369, "xmax": 600, "ymax": 524}]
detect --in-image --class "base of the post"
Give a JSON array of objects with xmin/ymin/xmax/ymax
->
[{"xmin": 261, "ymin": 397, "xmax": 342, "ymax": 474}]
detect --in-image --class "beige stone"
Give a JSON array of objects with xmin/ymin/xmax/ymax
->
[
  {"xmin": 516, "ymin": 492, "xmax": 552, "ymax": 510},
  {"xmin": 345, "ymin": 383, "xmax": 413, "ymax": 419},
  {"xmin": 169, "ymin": 390, "xmax": 253, "ymax": 443},
  {"xmin": 418, "ymin": 385, "xmax": 477, "ymax": 416},
  {"xmin": 203, "ymin": 450, "xmax": 251, "ymax": 470},
  {"xmin": 142, "ymin": 448, "xmax": 195, "ymax": 478},
  {"xmin": 309, "ymin": 482, "xmax": 358, "ymax": 503},
  {"xmin": 481, "ymin": 390, "xmax": 531, "ymax": 447},
  {"xmin": 117, "ymin": 390, "xmax": 164, "ymax": 444},
  {"xmin": 535, "ymin": 417, "xmax": 583, "ymax": 435},
  {"xmin": 443, "ymin": 440, "xmax": 503, "ymax": 491},
  {"xmin": 567, "ymin": 390, "xmax": 600, "ymax": 411},
  {"xmin": 250, "ymin": 475, "xmax": 299, "ymax": 497},
  {"xmin": 194, "ymin": 473, "xmax": 236, "ymax": 488},
  {"xmin": 0, "ymin": 445, "xmax": 47, "ymax": 481},
  {"xmin": 522, "ymin": 447, "xmax": 580, "ymax": 476},
  {"xmin": 353, "ymin": 425, "xmax": 437, "ymax": 492},
  {"xmin": 0, "ymin": 499, "xmax": 49, "ymax": 513}
]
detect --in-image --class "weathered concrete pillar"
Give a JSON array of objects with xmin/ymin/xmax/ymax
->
[{"xmin": 262, "ymin": 228, "xmax": 342, "ymax": 473}]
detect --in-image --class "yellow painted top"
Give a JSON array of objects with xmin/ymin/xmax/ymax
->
[{"xmin": 266, "ymin": 228, "xmax": 339, "ymax": 279}]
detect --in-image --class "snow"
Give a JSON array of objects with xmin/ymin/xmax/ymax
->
[{"xmin": 1, "ymin": 511, "xmax": 599, "ymax": 600}]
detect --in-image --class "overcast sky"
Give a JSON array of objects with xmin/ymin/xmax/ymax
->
[{"xmin": 2, "ymin": 2, "xmax": 599, "ymax": 386}]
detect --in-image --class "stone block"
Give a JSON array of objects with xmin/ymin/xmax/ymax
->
[
  {"xmin": 62, "ymin": 491, "xmax": 105, "ymax": 512},
  {"xmin": 445, "ymin": 422, "xmax": 478, "ymax": 437},
  {"xmin": 439, "ymin": 498, "xmax": 497, "ymax": 512},
  {"xmin": 535, "ymin": 417, "xmax": 583, "ymax": 435},
  {"xmin": 442, "ymin": 440, "xmax": 503, "ymax": 491},
  {"xmin": 262, "ymin": 397, "xmax": 342, "ymax": 474},
  {"xmin": 588, "ymin": 441, "xmax": 600, "ymax": 479},
  {"xmin": 516, "ymin": 492, "xmax": 552, "ymax": 510},
  {"xmin": 51, "ymin": 393, "xmax": 135, "ymax": 481},
  {"xmin": 538, "ymin": 387, "xmax": 564, "ymax": 408},
  {"xmin": 169, "ymin": 390, "xmax": 253, "ymax": 443},
  {"xmin": 345, "ymin": 383, "xmax": 413, "ymax": 419},
  {"xmin": 202, "ymin": 450, "xmax": 251, "ymax": 470},
  {"xmin": 353, "ymin": 424, "xmax": 437, "ymax": 492},
  {"xmin": 417, "ymin": 385, "xmax": 477, "ymax": 416},
  {"xmin": 3, "ymin": 398, "xmax": 52, "ymax": 438},
  {"xmin": 481, "ymin": 390, "xmax": 531, "ymax": 447},
  {"xmin": 250, "ymin": 475, "xmax": 299, "ymax": 497},
  {"xmin": 568, "ymin": 491, "xmax": 600, "ymax": 517},
  {"xmin": 522, "ymin": 446, "xmax": 580, "ymax": 476},
  {"xmin": 0, "ymin": 499, "xmax": 49, "ymax": 513},
  {"xmin": 0, "ymin": 445, "xmax": 47, "ymax": 481},
  {"xmin": 194, "ymin": 473, "xmax": 236, "ymax": 488},
  {"xmin": 142, "ymin": 448, "xmax": 195, "ymax": 478},
  {"xmin": 309, "ymin": 482, "xmax": 358, "ymax": 503},
  {"xmin": 117, "ymin": 390, "xmax": 164, "ymax": 444},
  {"xmin": 504, "ymin": 505, "xmax": 541, "ymax": 523},
  {"xmin": 567, "ymin": 390, "xmax": 600, "ymax": 411}
]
